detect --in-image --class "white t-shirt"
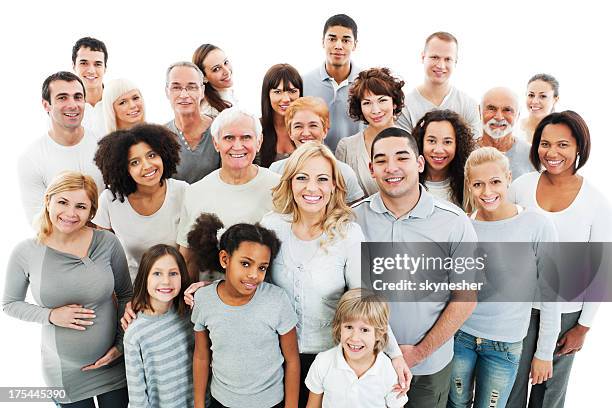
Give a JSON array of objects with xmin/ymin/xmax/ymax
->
[
  {"xmin": 305, "ymin": 345, "xmax": 407, "ymax": 408},
  {"xmin": 82, "ymin": 102, "xmax": 105, "ymax": 137},
  {"xmin": 509, "ymin": 171, "xmax": 612, "ymax": 326},
  {"xmin": 176, "ymin": 167, "xmax": 280, "ymax": 247},
  {"xmin": 17, "ymin": 128, "xmax": 105, "ymax": 225},
  {"xmin": 92, "ymin": 178, "xmax": 188, "ymax": 282},
  {"xmin": 424, "ymin": 178, "xmax": 455, "ymax": 205}
]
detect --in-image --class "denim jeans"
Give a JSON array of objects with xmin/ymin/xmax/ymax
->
[{"xmin": 448, "ymin": 330, "xmax": 522, "ymax": 408}]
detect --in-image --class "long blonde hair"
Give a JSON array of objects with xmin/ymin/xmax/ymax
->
[
  {"xmin": 35, "ymin": 171, "xmax": 99, "ymax": 242},
  {"xmin": 271, "ymin": 142, "xmax": 352, "ymax": 247},
  {"xmin": 463, "ymin": 146, "xmax": 511, "ymax": 214}
]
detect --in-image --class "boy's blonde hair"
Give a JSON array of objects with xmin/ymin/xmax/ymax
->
[
  {"xmin": 462, "ymin": 146, "xmax": 512, "ymax": 213},
  {"xmin": 332, "ymin": 289, "xmax": 390, "ymax": 354}
]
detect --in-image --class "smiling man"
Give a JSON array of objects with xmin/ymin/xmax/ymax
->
[
  {"xmin": 175, "ymin": 107, "xmax": 280, "ymax": 280},
  {"xmin": 72, "ymin": 37, "xmax": 108, "ymax": 134},
  {"xmin": 164, "ymin": 61, "xmax": 220, "ymax": 184},
  {"xmin": 397, "ymin": 32, "xmax": 481, "ymax": 138},
  {"xmin": 303, "ymin": 14, "xmax": 363, "ymax": 152},
  {"xmin": 478, "ymin": 87, "xmax": 535, "ymax": 179},
  {"xmin": 17, "ymin": 71, "xmax": 104, "ymax": 225},
  {"xmin": 352, "ymin": 127, "xmax": 477, "ymax": 408}
]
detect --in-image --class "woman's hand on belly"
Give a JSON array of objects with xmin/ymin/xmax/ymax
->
[
  {"xmin": 81, "ymin": 346, "xmax": 122, "ymax": 371},
  {"xmin": 49, "ymin": 304, "xmax": 96, "ymax": 331}
]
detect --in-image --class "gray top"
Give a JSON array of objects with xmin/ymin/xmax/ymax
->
[
  {"xmin": 505, "ymin": 137, "xmax": 535, "ymax": 180},
  {"xmin": 335, "ymin": 131, "xmax": 379, "ymax": 197},
  {"xmin": 124, "ymin": 307, "xmax": 194, "ymax": 408},
  {"xmin": 352, "ymin": 188, "xmax": 478, "ymax": 376},
  {"xmin": 165, "ymin": 120, "xmax": 221, "ymax": 184},
  {"xmin": 303, "ymin": 62, "xmax": 364, "ymax": 152},
  {"xmin": 192, "ymin": 281, "xmax": 297, "ymax": 408},
  {"xmin": 464, "ymin": 208, "xmax": 561, "ymax": 360},
  {"xmin": 269, "ymin": 156, "xmax": 364, "ymax": 203},
  {"xmin": 2, "ymin": 230, "xmax": 133, "ymax": 403}
]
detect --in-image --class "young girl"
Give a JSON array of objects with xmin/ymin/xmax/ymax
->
[
  {"xmin": 305, "ymin": 289, "xmax": 407, "ymax": 408},
  {"xmin": 123, "ymin": 244, "xmax": 194, "ymax": 408},
  {"xmin": 189, "ymin": 213, "xmax": 300, "ymax": 408},
  {"xmin": 447, "ymin": 147, "xmax": 560, "ymax": 408},
  {"xmin": 411, "ymin": 109, "xmax": 475, "ymax": 206}
]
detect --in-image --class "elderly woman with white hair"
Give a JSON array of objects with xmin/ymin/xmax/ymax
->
[
  {"xmin": 102, "ymin": 78, "xmax": 145, "ymax": 133},
  {"xmin": 175, "ymin": 106, "xmax": 281, "ymax": 280}
]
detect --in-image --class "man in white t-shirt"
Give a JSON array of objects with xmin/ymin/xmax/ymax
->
[
  {"xmin": 18, "ymin": 72, "xmax": 104, "ymax": 225},
  {"xmin": 72, "ymin": 37, "xmax": 107, "ymax": 134},
  {"xmin": 397, "ymin": 32, "xmax": 481, "ymax": 138},
  {"xmin": 477, "ymin": 87, "xmax": 535, "ymax": 179},
  {"xmin": 176, "ymin": 107, "xmax": 280, "ymax": 280}
]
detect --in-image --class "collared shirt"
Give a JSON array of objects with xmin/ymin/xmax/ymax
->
[
  {"xmin": 303, "ymin": 62, "xmax": 364, "ymax": 152},
  {"xmin": 305, "ymin": 345, "xmax": 408, "ymax": 408},
  {"xmin": 352, "ymin": 188, "xmax": 478, "ymax": 375}
]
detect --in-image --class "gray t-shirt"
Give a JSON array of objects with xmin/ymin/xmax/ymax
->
[
  {"xmin": 165, "ymin": 120, "xmax": 220, "ymax": 184},
  {"xmin": 192, "ymin": 281, "xmax": 297, "ymax": 408},
  {"xmin": 352, "ymin": 189, "xmax": 478, "ymax": 376},
  {"xmin": 505, "ymin": 137, "xmax": 535, "ymax": 180}
]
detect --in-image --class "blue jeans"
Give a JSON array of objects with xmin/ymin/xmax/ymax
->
[{"xmin": 448, "ymin": 330, "xmax": 522, "ymax": 408}]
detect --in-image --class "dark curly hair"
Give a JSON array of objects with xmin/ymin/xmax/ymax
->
[
  {"xmin": 348, "ymin": 67, "xmax": 405, "ymax": 125},
  {"xmin": 187, "ymin": 213, "xmax": 281, "ymax": 275},
  {"xmin": 94, "ymin": 123, "xmax": 180, "ymax": 202},
  {"xmin": 413, "ymin": 110, "xmax": 475, "ymax": 206}
]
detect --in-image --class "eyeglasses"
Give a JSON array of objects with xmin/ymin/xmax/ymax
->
[{"xmin": 167, "ymin": 84, "xmax": 201, "ymax": 94}]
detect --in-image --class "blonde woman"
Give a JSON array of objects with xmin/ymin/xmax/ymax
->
[
  {"xmin": 2, "ymin": 171, "xmax": 133, "ymax": 407},
  {"xmin": 260, "ymin": 142, "xmax": 409, "ymax": 406},
  {"xmin": 102, "ymin": 78, "xmax": 145, "ymax": 133}
]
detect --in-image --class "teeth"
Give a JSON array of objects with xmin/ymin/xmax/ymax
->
[
  {"xmin": 547, "ymin": 160, "xmax": 562, "ymax": 165},
  {"xmin": 230, "ymin": 153, "xmax": 246, "ymax": 158},
  {"xmin": 65, "ymin": 113, "xmax": 78, "ymax": 117},
  {"xmin": 386, "ymin": 177, "xmax": 402, "ymax": 182},
  {"xmin": 303, "ymin": 195, "xmax": 322, "ymax": 202},
  {"xmin": 242, "ymin": 282, "xmax": 257, "ymax": 289},
  {"xmin": 431, "ymin": 157, "xmax": 446, "ymax": 162},
  {"xmin": 481, "ymin": 197, "xmax": 497, "ymax": 203},
  {"xmin": 347, "ymin": 344, "xmax": 364, "ymax": 351},
  {"xmin": 157, "ymin": 288, "xmax": 173, "ymax": 293},
  {"xmin": 143, "ymin": 170, "xmax": 157, "ymax": 177}
]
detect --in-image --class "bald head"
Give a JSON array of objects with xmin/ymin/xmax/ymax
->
[{"xmin": 481, "ymin": 87, "xmax": 520, "ymax": 139}]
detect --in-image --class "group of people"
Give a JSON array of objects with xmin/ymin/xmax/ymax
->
[{"xmin": 3, "ymin": 12, "xmax": 609, "ymax": 408}]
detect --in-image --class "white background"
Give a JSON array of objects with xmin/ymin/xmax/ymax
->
[{"xmin": 1, "ymin": 0, "xmax": 610, "ymax": 406}]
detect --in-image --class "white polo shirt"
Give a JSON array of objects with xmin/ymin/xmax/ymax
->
[{"xmin": 305, "ymin": 344, "xmax": 407, "ymax": 408}]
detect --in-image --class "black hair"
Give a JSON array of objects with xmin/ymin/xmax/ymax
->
[
  {"xmin": 94, "ymin": 124, "xmax": 181, "ymax": 202},
  {"xmin": 370, "ymin": 127, "xmax": 419, "ymax": 161},
  {"xmin": 72, "ymin": 37, "xmax": 108, "ymax": 65},
  {"xmin": 260, "ymin": 63, "xmax": 304, "ymax": 167},
  {"xmin": 42, "ymin": 71, "xmax": 85, "ymax": 103},
  {"xmin": 131, "ymin": 244, "xmax": 191, "ymax": 317},
  {"xmin": 530, "ymin": 111, "xmax": 590, "ymax": 173},
  {"xmin": 323, "ymin": 14, "xmax": 358, "ymax": 40},
  {"xmin": 187, "ymin": 213, "xmax": 281, "ymax": 274},
  {"xmin": 412, "ymin": 110, "xmax": 475, "ymax": 205}
]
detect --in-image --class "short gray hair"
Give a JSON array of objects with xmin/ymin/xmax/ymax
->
[
  {"xmin": 165, "ymin": 61, "xmax": 204, "ymax": 86},
  {"xmin": 211, "ymin": 106, "xmax": 263, "ymax": 142}
]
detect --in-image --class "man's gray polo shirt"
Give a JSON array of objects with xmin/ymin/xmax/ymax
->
[
  {"xmin": 303, "ymin": 62, "xmax": 363, "ymax": 152},
  {"xmin": 352, "ymin": 189, "xmax": 478, "ymax": 375}
]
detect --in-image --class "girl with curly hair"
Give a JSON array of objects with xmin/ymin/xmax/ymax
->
[
  {"xmin": 93, "ymin": 123, "xmax": 188, "ymax": 282},
  {"xmin": 412, "ymin": 109, "xmax": 475, "ymax": 206},
  {"xmin": 336, "ymin": 67, "xmax": 405, "ymax": 197}
]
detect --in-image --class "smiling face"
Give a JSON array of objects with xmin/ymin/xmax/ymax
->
[
  {"xmin": 538, "ymin": 123, "xmax": 578, "ymax": 176},
  {"xmin": 43, "ymin": 80, "xmax": 85, "ymax": 130},
  {"xmin": 220, "ymin": 241, "xmax": 271, "ymax": 300},
  {"xmin": 47, "ymin": 189, "xmax": 92, "ymax": 235},
  {"xmin": 526, "ymin": 80, "xmax": 558, "ymax": 120},
  {"xmin": 147, "ymin": 254, "xmax": 182, "ymax": 312},
  {"xmin": 288, "ymin": 110, "xmax": 327, "ymax": 146},
  {"xmin": 127, "ymin": 142, "xmax": 164, "ymax": 188},
  {"xmin": 422, "ymin": 120, "xmax": 456, "ymax": 177},
  {"xmin": 166, "ymin": 66, "xmax": 204, "ymax": 115},
  {"xmin": 340, "ymin": 319, "xmax": 377, "ymax": 364},
  {"xmin": 482, "ymin": 89, "xmax": 519, "ymax": 139},
  {"xmin": 73, "ymin": 47, "xmax": 106, "ymax": 90},
  {"xmin": 202, "ymin": 48, "xmax": 233, "ymax": 90},
  {"xmin": 323, "ymin": 25, "xmax": 357, "ymax": 68},
  {"xmin": 370, "ymin": 136, "xmax": 424, "ymax": 200},
  {"xmin": 269, "ymin": 80, "xmax": 300, "ymax": 116},
  {"xmin": 360, "ymin": 92, "xmax": 395, "ymax": 129},
  {"xmin": 213, "ymin": 115, "xmax": 261, "ymax": 171},
  {"xmin": 113, "ymin": 89, "xmax": 145, "ymax": 130},
  {"xmin": 468, "ymin": 161, "xmax": 511, "ymax": 214},
  {"xmin": 291, "ymin": 155, "xmax": 334, "ymax": 218},
  {"xmin": 422, "ymin": 37, "xmax": 457, "ymax": 85}
]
